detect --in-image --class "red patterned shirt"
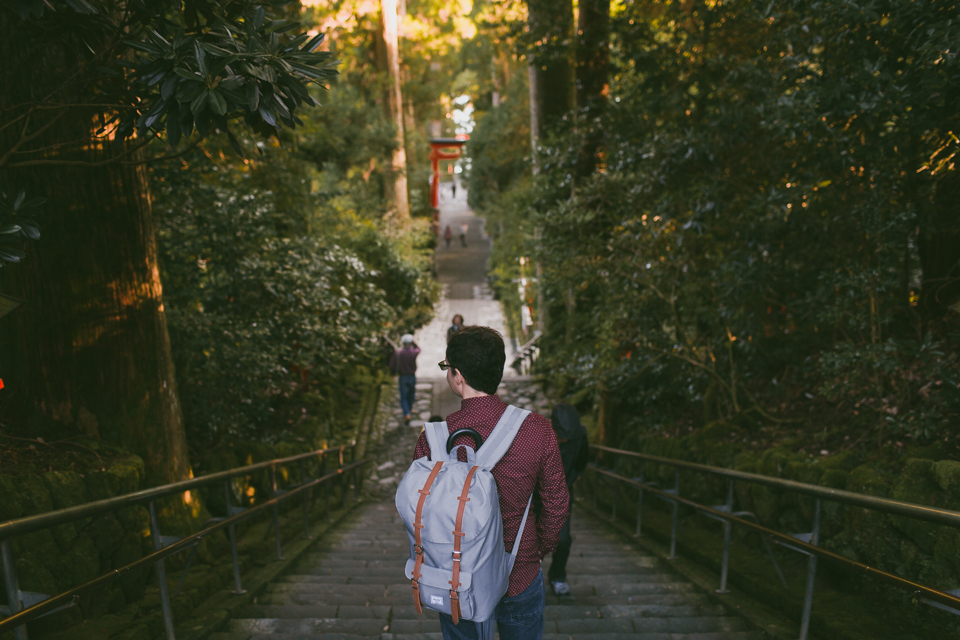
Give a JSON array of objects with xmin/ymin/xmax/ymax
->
[{"xmin": 412, "ymin": 394, "xmax": 569, "ymax": 596}]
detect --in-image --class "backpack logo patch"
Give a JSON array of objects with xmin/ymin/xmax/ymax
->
[{"xmin": 430, "ymin": 595, "xmax": 444, "ymax": 606}]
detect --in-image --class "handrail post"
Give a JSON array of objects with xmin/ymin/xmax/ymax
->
[
  {"xmin": 339, "ymin": 447, "xmax": 347, "ymax": 509},
  {"xmin": 349, "ymin": 446, "xmax": 358, "ymax": 502},
  {"xmin": 224, "ymin": 481, "xmax": 246, "ymax": 595},
  {"xmin": 270, "ymin": 465, "xmax": 284, "ymax": 561},
  {"xmin": 2, "ymin": 539, "xmax": 27, "ymax": 640},
  {"xmin": 321, "ymin": 454, "xmax": 330, "ymax": 521},
  {"xmin": 148, "ymin": 501, "xmax": 176, "ymax": 640},
  {"xmin": 592, "ymin": 453, "xmax": 599, "ymax": 509},
  {"xmin": 669, "ymin": 469, "xmax": 680, "ymax": 559},
  {"xmin": 299, "ymin": 460, "xmax": 312, "ymax": 539},
  {"xmin": 717, "ymin": 479, "xmax": 734, "ymax": 593},
  {"xmin": 635, "ymin": 461, "xmax": 644, "ymax": 537},
  {"xmin": 799, "ymin": 499, "xmax": 821, "ymax": 640},
  {"xmin": 611, "ymin": 474, "xmax": 618, "ymax": 522}
]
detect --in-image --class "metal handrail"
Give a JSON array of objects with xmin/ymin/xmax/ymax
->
[
  {"xmin": 509, "ymin": 332, "xmax": 540, "ymax": 375},
  {"xmin": 592, "ymin": 444, "xmax": 960, "ymax": 528},
  {"xmin": 588, "ymin": 445, "xmax": 960, "ymax": 640},
  {"xmin": 0, "ymin": 445, "xmax": 351, "ymax": 541},
  {"xmin": 0, "ymin": 458, "xmax": 367, "ymax": 632},
  {"xmin": 0, "ymin": 444, "xmax": 368, "ymax": 640}
]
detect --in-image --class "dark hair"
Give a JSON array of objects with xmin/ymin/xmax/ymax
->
[{"xmin": 446, "ymin": 326, "xmax": 505, "ymax": 394}]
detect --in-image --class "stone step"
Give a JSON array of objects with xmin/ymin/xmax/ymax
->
[
  {"xmin": 212, "ymin": 631, "xmax": 766, "ymax": 640},
  {"xmin": 224, "ymin": 619, "xmax": 757, "ymax": 638},
  {"xmin": 227, "ymin": 618, "xmax": 390, "ymax": 635},
  {"xmin": 256, "ymin": 592, "xmax": 713, "ymax": 608}
]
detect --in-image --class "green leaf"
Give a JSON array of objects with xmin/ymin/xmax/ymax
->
[
  {"xmin": 253, "ymin": 5, "xmax": 266, "ymax": 30},
  {"xmin": 191, "ymin": 89, "xmax": 210, "ymax": 115},
  {"xmin": 167, "ymin": 103, "xmax": 182, "ymax": 147},
  {"xmin": 246, "ymin": 81, "xmax": 260, "ymax": 111},
  {"xmin": 0, "ymin": 223, "xmax": 22, "ymax": 235},
  {"xmin": 225, "ymin": 128, "xmax": 244, "ymax": 158},
  {"xmin": 200, "ymin": 42, "xmax": 236, "ymax": 57},
  {"xmin": 161, "ymin": 74, "xmax": 179, "ymax": 100},
  {"xmin": 209, "ymin": 89, "xmax": 228, "ymax": 116},
  {"xmin": 195, "ymin": 41, "xmax": 208, "ymax": 77},
  {"xmin": 125, "ymin": 40, "xmax": 162, "ymax": 55},
  {"xmin": 13, "ymin": 191, "xmax": 25, "ymax": 210},
  {"xmin": 303, "ymin": 33, "xmax": 325, "ymax": 52},
  {"xmin": 174, "ymin": 68, "xmax": 205, "ymax": 82},
  {"xmin": 258, "ymin": 105, "xmax": 277, "ymax": 127},
  {"xmin": 0, "ymin": 247, "xmax": 25, "ymax": 263}
]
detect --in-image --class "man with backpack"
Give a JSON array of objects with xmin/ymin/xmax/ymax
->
[{"xmin": 399, "ymin": 326, "xmax": 569, "ymax": 640}]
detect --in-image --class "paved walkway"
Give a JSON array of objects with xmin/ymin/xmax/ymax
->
[{"xmin": 414, "ymin": 183, "xmax": 518, "ymax": 386}]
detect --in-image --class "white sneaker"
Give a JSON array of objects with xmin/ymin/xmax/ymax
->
[{"xmin": 551, "ymin": 580, "xmax": 571, "ymax": 596}]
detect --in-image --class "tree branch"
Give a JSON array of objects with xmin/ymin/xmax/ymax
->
[
  {"xmin": 4, "ymin": 133, "xmax": 157, "ymax": 168},
  {"xmin": 0, "ymin": 111, "xmax": 67, "ymax": 168},
  {"xmin": 121, "ymin": 135, "xmax": 208, "ymax": 165}
]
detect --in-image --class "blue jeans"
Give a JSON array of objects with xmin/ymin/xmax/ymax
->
[
  {"xmin": 439, "ymin": 570, "xmax": 545, "ymax": 640},
  {"xmin": 398, "ymin": 374, "xmax": 417, "ymax": 417}
]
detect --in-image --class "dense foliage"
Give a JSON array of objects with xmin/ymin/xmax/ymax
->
[
  {"xmin": 471, "ymin": 0, "xmax": 960, "ymax": 455},
  {"xmin": 154, "ymin": 60, "xmax": 438, "ymax": 449}
]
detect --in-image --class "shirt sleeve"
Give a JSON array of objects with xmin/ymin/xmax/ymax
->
[
  {"xmin": 413, "ymin": 430, "xmax": 430, "ymax": 461},
  {"xmin": 531, "ymin": 415, "xmax": 570, "ymax": 556}
]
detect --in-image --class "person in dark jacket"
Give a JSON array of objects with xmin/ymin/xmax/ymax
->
[
  {"xmin": 547, "ymin": 403, "xmax": 589, "ymax": 596},
  {"xmin": 389, "ymin": 334, "xmax": 420, "ymax": 423}
]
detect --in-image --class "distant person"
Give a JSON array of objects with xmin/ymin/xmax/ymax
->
[
  {"xmin": 546, "ymin": 403, "xmax": 589, "ymax": 596},
  {"xmin": 444, "ymin": 225, "xmax": 453, "ymax": 248},
  {"xmin": 452, "ymin": 182, "xmax": 457, "ymax": 199},
  {"xmin": 446, "ymin": 313, "xmax": 464, "ymax": 342},
  {"xmin": 389, "ymin": 334, "xmax": 420, "ymax": 424},
  {"xmin": 460, "ymin": 222, "xmax": 468, "ymax": 248}
]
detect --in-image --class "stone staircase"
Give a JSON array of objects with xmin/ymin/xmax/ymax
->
[
  {"xmin": 209, "ymin": 500, "xmax": 766, "ymax": 640},
  {"xmin": 207, "ymin": 378, "xmax": 766, "ymax": 640}
]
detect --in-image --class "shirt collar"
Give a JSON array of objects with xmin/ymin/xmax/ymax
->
[{"xmin": 459, "ymin": 394, "xmax": 504, "ymax": 410}]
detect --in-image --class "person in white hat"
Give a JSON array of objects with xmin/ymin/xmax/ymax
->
[{"xmin": 389, "ymin": 334, "xmax": 420, "ymax": 423}]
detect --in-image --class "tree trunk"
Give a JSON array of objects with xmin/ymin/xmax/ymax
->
[
  {"xmin": 380, "ymin": 0, "xmax": 410, "ymax": 218},
  {"xmin": 575, "ymin": 0, "xmax": 610, "ymax": 177},
  {"xmin": 0, "ymin": 15, "xmax": 192, "ymax": 487},
  {"xmin": 526, "ymin": 0, "xmax": 574, "ymax": 145}
]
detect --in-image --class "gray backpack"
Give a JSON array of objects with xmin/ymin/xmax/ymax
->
[{"xmin": 395, "ymin": 405, "xmax": 532, "ymax": 626}]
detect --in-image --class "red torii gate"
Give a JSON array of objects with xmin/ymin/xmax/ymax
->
[{"xmin": 429, "ymin": 136, "xmax": 467, "ymax": 235}]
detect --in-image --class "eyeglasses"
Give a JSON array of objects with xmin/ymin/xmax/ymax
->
[{"xmin": 438, "ymin": 360, "xmax": 452, "ymax": 371}]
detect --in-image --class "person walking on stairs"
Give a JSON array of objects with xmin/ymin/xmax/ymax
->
[
  {"xmin": 390, "ymin": 334, "xmax": 420, "ymax": 423},
  {"xmin": 446, "ymin": 313, "xmax": 464, "ymax": 342},
  {"xmin": 546, "ymin": 403, "xmax": 589, "ymax": 596},
  {"xmin": 444, "ymin": 225, "xmax": 453, "ymax": 248},
  {"xmin": 459, "ymin": 222, "xmax": 468, "ymax": 247},
  {"xmin": 414, "ymin": 326, "xmax": 569, "ymax": 640}
]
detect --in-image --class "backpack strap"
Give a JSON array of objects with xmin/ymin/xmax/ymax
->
[
  {"xmin": 510, "ymin": 494, "xmax": 534, "ymax": 560},
  {"xmin": 423, "ymin": 421, "xmax": 450, "ymax": 462},
  {"xmin": 411, "ymin": 460, "xmax": 444, "ymax": 614},
  {"xmin": 474, "ymin": 405, "xmax": 531, "ymax": 470},
  {"xmin": 449, "ymin": 464, "xmax": 480, "ymax": 625}
]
